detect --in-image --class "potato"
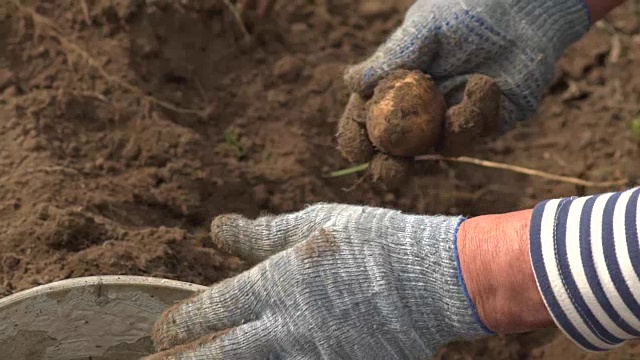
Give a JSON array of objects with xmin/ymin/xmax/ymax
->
[
  {"xmin": 335, "ymin": 69, "xmax": 502, "ymax": 190},
  {"xmin": 366, "ymin": 70, "xmax": 446, "ymax": 157}
]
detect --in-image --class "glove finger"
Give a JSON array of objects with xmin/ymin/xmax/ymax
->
[
  {"xmin": 440, "ymin": 74, "xmax": 523, "ymax": 131},
  {"xmin": 437, "ymin": 75, "xmax": 504, "ymax": 156},
  {"xmin": 498, "ymin": 95, "xmax": 521, "ymax": 132},
  {"xmin": 152, "ymin": 273, "xmax": 261, "ymax": 351},
  {"xmin": 344, "ymin": 17, "xmax": 437, "ymax": 98},
  {"xmin": 146, "ymin": 320, "xmax": 277, "ymax": 360},
  {"xmin": 211, "ymin": 204, "xmax": 350, "ymax": 262}
]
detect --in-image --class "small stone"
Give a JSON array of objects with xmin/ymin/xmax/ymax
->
[
  {"xmin": 22, "ymin": 137, "xmax": 45, "ymax": 151},
  {"xmin": 6, "ymin": 118, "xmax": 18, "ymax": 128},
  {"xmin": 122, "ymin": 140, "xmax": 141, "ymax": 161},
  {"xmin": 384, "ymin": 193, "xmax": 396, "ymax": 202},
  {"xmin": 273, "ymin": 55, "xmax": 304, "ymax": 83},
  {"xmin": 266, "ymin": 89, "xmax": 288, "ymax": 105},
  {"xmin": 0, "ymin": 69, "xmax": 15, "ymax": 91},
  {"xmin": 253, "ymin": 184, "xmax": 269, "ymax": 207},
  {"xmin": 529, "ymin": 347, "xmax": 545, "ymax": 358},
  {"xmin": 2, "ymin": 255, "xmax": 21, "ymax": 271},
  {"xmin": 290, "ymin": 23, "xmax": 308, "ymax": 33},
  {"xmin": 2, "ymin": 85, "xmax": 18, "ymax": 97},
  {"xmin": 289, "ymin": 23, "xmax": 310, "ymax": 45},
  {"xmin": 359, "ymin": 1, "xmax": 396, "ymax": 17},
  {"xmin": 487, "ymin": 140, "xmax": 513, "ymax": 155}
]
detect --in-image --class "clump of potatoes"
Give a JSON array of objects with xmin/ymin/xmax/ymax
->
[{"xmin": 337, "ymin": 69, "xmax": 501, "ymax": 189}]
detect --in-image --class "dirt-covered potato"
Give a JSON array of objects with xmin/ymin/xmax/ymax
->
[
  {"xmin": 335, "ymin": 70, "xmax": 502, "ymax": 190},
  {"xmin": 366, "ymin": 70, "xmax": 447, "ymax": 157}
]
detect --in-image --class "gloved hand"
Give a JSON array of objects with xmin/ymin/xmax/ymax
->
[
  {"xmin": 147, "ymin": 204, "xmax": 490, "ymax": 359},
  {"xmin": 344, "ymin": 0, "xmax": 592, "ymax": 131}
]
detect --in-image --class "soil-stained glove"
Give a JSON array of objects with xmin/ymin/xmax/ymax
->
[
  {"xmin": 147, "ymin": 204, "xmax": 491, "ymax": 359},
  {"xmin": 345, "ymin": 0, "xmax": 592, "ymax": 130}
]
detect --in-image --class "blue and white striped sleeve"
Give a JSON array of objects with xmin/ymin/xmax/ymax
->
[{"xmin": 529, "ymin": 187, "xmax": 640, "ymax": 352}]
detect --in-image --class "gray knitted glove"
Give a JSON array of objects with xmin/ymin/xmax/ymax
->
[
  {"xmin": 345, "ymin": 0, "xmax": 592, "ymax": 130},
  {"xmin": 149, "ymin": 204, "xmax": 490, "ymax": 359}
]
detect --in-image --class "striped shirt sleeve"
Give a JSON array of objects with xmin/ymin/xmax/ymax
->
[{"xmin": 529, "ymin": 187, "xmax": 640, "ymax": 352}]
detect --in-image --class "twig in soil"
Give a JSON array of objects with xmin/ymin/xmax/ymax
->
[
  {"xmin": 0, "ymin": 166, "xmax": 80, "ymax": 183},
  {"xmin": 27, "ymin": 166, "xmax": 80, "ymax": 175},
  {"xmin": 13, "ymin": 1, "xmax": 208, "ymax": 118},
  {"xmin": 222, "ymin": 0, "xmax": 251, "ymax": 43},
  {"xmin": 80, "ymin": 0, "xmax": 92, "ymax": 26},
  {"xmin": 610, "ymin": 34, "xmax": 622, "ymax": 63},
  {"xmin": 329, "ymin": 155, "xmax": 628, "ymax": 189},
  {"xmin": 415, "ymin": 155, "xmax": 627, "ymax": 188}
]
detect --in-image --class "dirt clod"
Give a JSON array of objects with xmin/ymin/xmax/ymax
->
[
  {"xmin": 441, "ymin": 75, "xmax": 502, "ymax": 156},
  {"xmin": 273, "ymin": 55, "xmax": 305, "ymax": 83},
  {"xmin": 2, "ymin": 85, "xmax": 19, "ymax": 97},
  {"xmin": 1, "ymin": 255, "xmax": 21, "ymax": 272},
  {"xmin": 367, "ymin": 69, "xmax": 446, "ymax": 157},
  {"xmin": 443, "ymin": 105, "xmax": 485, "ymax": 156},
  {"xmin": 337, "ymin": 93, "xmax": 374, "ymax": 163},
  {"xmin": 462, "ymin": 75, "xmax": 502, "ymax": 135},
  {"xmin": 38, "ymin": 208, "xmax": 109, "ymax": 252},
  {"xmin": 369, "ymin": 153, "xmax": 414, "ymax": 189},
  {"xmin": 0, "ymin": 69, "xmax": 15, "ymax": 91}
]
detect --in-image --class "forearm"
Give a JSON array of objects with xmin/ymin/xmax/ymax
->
[
  {"xmin": 458, "ymin": 187, "xmax": 640, "ymax": 351},
  {"xmin": 585, "ymin": 0, "xmax": 627, "ymax": 21},
  {"xmin": 457, "ymin": 210, "xmax": 553, "ymax": 334}
]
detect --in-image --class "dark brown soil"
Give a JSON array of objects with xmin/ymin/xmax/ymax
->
[{"xmin": 1, "ymin": 0, "xmax": 640, "ymax": 359}]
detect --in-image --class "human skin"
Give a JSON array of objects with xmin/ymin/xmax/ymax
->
[
  {"xmin": 457, "ymin": 209, "xmax": 554, "ymax": 334},
  {"xmin": 586, "ymin": 0, "xmax": 627, "ymax": 21}
]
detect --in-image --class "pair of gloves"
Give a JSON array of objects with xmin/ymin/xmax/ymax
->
[{"xmin": 147, "ymin": 0, "xmax": 592, "ymax": 359}]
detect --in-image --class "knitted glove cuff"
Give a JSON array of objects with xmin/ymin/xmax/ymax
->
[
  {"xmin": 450, "ymin": 217, "xmax": 496, "ymax": 336},
  {"xmin": 415, "ymin": 215, "xmax": 494, "ymax": 338}
]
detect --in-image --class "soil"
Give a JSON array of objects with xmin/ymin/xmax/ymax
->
[{"xmin": 1, "ymin": 0, "xmax": 640, "ymax": 359}]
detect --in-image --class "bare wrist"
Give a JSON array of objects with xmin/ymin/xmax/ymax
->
[
  {"xmin": 457, "ymin": 210, "xmax": 553, "ymax": 334},
  {"xmin": 585, "ymin": 0, "xmax": 626, "ymax": 21}
]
